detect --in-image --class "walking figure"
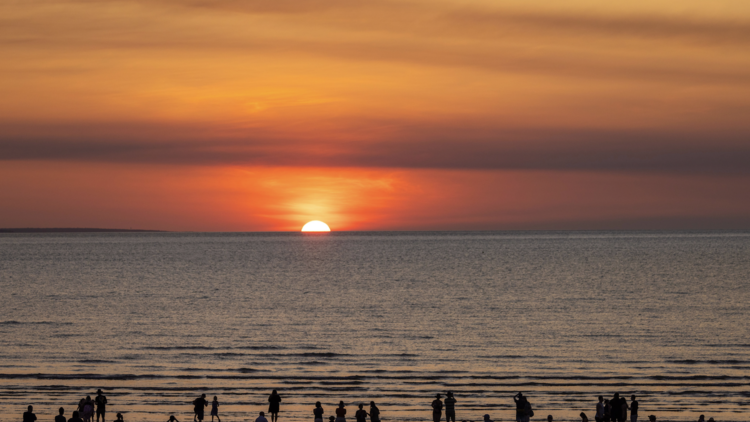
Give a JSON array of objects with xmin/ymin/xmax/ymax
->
[
  {"xmin": 268, "ymin": 390, "xmax": 282, "ymax": 422},
  {"xmin": 432, "ymin": 394, "xmax": 443, "ymax": 422},
  {"xmin": 193, "ymin": 394, "xmax": 208, "ymax": 422},
  {"xmin": 96, "ymin": 390, "xmax": 108, "ymax": 422},
  {"xmin": 211, "ymin": 396, "xmax": 221, "ymax": 422},
  {"xmin": 445, "ymin": 392, "xmax": 456, "ymax": 422}
]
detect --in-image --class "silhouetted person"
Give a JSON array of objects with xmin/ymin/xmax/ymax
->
[
  {"xmin": 82, "ymin": 396, "xmax": 95, "ymax": 422},
  {"xmin": 314, "ymin": 402, "xmax": 324, "ymax": 422},
  {"xmin": 193, "ymin": 394, "xmax": 208, "ymax": 422},
  {"xmin": 115, "ymin": 413, "xmax": 123, "ymax": 422},
  {"xmin": 697, "ymin": 416, "xmax": 704, "ymax": 422},
  {"xmin": 268, "ymin": 390, "xmax": 281, "ymax": 422},
  {"xmin": 547, "ymin": 415, "xmax": 553, "ymax": 422},
  {"xmin": 603, "ymin": 399, "xmax": 611, "ymax": 422},
  {"xmin": 355, "ymin": 404, "xmax": 368, "ymax": 422},
  {"xmin": 431, "ymin": 394, "xmax": 443, "ymax": 422},
  {"xmin": 329, "ymin": 417, "xmax": 335, "ymax": 422},
  {"xmin": 630, "ymin": 395, "xmax": 638, "ymax": 422},
  {"xmin": 445, "ymin": 392, "xmax": 456, "ymax": 422},
  {"xmin": 56, "ymin": 408, "xmax": 67, "ymax": 422},
  {"xmin": 24, "ymin": 405, "xmax": 37, "ymax": 422},
  {"xmin": 369, "ymin": 402, "xmax": 380, "ymax": 422},
  {"xmin": 256, "ymin": 412, "xmax": 269, "ymax": 422},
  {"xmin": 514, "ymin": 393, "xmax": 529, "ymax": 422},
  {"xmin": 581, "ymin": 413, "xmax": 589, "ymax": 422},
  {"xmin": 611, "ymin": 394, "xmax": 622, "ymax": 422},
  {"xmin": 211, "ymin": 396, "xmax": 221, "ymax": 422},
  {"xmin": 483, "ymin": 415, "xmax": 493, "ymax": 422},
  {"xmin": 707, "ymin": 418, "xmax": 715, "ymax": 422},
  {"xmin": 620, "ymin": 396, "xmax": 629, "ymax": 422},
  {"xmin": 69, "ymin": 411, "xmax": 84, "ymax": 422},
  {"xmin": 96, "ymin": 389, "xmax": 108, "ymax": 422},
  {"xmin": 596, "ymin": 396, "xmax": 605, "ymax": 422},
  {"xmin": 335, "ymin": 401, "xmax": 346, "ymax": 422},
  {"xmin": 647, "ymin": 416, "xmax": 655, "ymax": 422},
  {"xmin": 167, "ymin": 416, "xmax": 180, "ymax": 422}
]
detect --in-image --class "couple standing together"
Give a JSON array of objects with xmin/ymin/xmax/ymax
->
[{"xmin": 431, "ymin": 392, "xmax": 457, "ymax": 422}]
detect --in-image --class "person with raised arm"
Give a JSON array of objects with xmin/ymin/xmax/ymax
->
[
  {"xmin": 514, "ymin": 393, "xmax": 528, "ymax": 422},
  {"xmin": 445, "ymin": 392, "xmax": 456, "ymax": 422}
]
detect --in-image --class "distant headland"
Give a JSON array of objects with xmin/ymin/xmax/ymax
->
[{"xmin": 0, "ymin": 228, "xmax": 165, "ymax": 233}]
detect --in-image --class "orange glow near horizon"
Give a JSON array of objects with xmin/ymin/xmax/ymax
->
[{"xmin": 1, "ymin": 1, "xmax": 750, "ymax": 230}]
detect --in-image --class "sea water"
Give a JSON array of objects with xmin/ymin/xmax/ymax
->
[{"xmin": 0, "ymin": 232, "xmax": 748, "ymax": 422}]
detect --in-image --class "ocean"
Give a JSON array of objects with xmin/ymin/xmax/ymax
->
[{"xmin": 0, "ymin": 231, "xmax": 748, "ymax": 422}]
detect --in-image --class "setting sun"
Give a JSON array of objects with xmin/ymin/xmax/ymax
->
[{"xmin": 301, "ymin": 220, "xmax": 331, "ymax": 232}]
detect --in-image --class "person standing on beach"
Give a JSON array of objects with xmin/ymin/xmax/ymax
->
[
  {"xmin": 335, "ymin": 401, "xmax": 347, "ymax": 422},
  {"xmin": 595, "ymin": 396, "xmax": 605, "ymax": 422},
  {"xmin": 268, "ymin": 390, "xmax": 282, "ymax": 422},
  {"xmin": 314, "ymin": 402, "xmax": 324, "ymax": 422},
  {"xmin": 355, "ymin": 404, "xmax": 368, "ymax": 422},
  {"xmin": 82, "ymin": 397, "xmax": 95, "ymax": 422},
  {"xmin": 610, "ymin": 394, "xmax": 621, "ymax": 422},
  {"xmin": 483, "ymin": 414, "xmax": 493, "ymax": 422},
  {"xmin": 431, "ymin": 394, "xmax": 443, "ymax": 422},
  {"xmin": 445, "ymin": 392, "xmax": 456, "ymax": 422},
  {"xmin": 23, "ymin": 405, "xmax": 37, "ymax": 422},
  {"xmin": 210, "ymin": 396, "xmax": 221, "ymax": 422},
  {"xmin": 369, "ymin": 402, "xmax": 380, "ymax": 422},
  {"xmin": 193, "ymin": 394, "xmax": 208, "ymax": 422},
  {"xmin": 630, "ymin": 396, "xmax": 638, "ymax": 422},
  {"xmin": 115, "ymin": 413, "xmax": 123, "ymax": 422},
  {"xmin": 620, "ymin": 396, "xmax": 629, "ymax": 422},
  {"xmin": 95, "ymin": 389, "xmax": 108, "ymax": 422},
  {"xmin": 603, "ymin": 399, "xmax": 611, "ymax": 422},
  {"xmin": 56, "ymin": 408, "xmax": 67, "ymax": 422},
  {"xmin": 514, "ymin": 393, "xmax": 529, "ymax": 422}
]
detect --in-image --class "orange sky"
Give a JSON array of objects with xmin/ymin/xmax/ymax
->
[{"xmin": 1, "ymin": 0, "xmax": 749, "ymax": 231}]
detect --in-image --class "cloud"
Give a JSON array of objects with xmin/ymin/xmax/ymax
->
[{"xmin": 1, "ymin": 122, "xmax": 748, "ymax": 175}]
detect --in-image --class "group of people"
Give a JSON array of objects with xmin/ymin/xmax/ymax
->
[
  {"xmin": 192, "ymin": 391, "xmax": 382, "ymax": 422},
  {"xmin": 21, "ymin": 389, "xmax": 719, "ymax": 422},
  {"xmin": 22, "ymin": 390, "xmax": 123, "ymax": 422}
]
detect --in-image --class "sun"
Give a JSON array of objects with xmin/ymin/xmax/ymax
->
[{"xmin": 301, "ymin": 220, "xmax": 331, "ymax": 232}]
